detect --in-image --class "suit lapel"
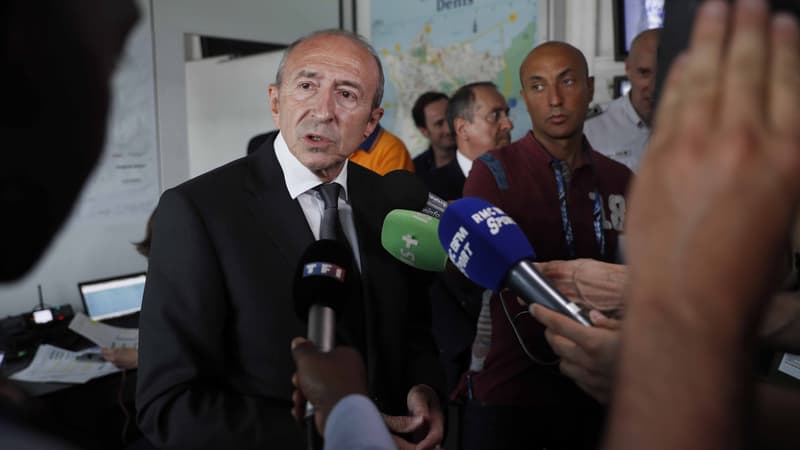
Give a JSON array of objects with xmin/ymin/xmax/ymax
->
[
  {"xmin": 347, "ymin": 163, "xmax": 385, "ymax": 395},
  {"xmin": 244, "ymin": 135, "xmax": 315, "ymax": 262}
]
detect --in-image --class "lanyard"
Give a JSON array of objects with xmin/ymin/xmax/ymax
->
[{"xmin": 549, "ymin": 159, "xmax": 605, "ymax": 258}]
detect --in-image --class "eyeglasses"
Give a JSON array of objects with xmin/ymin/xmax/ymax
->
[{"xmin": 483, "ymin": 109, "xmax": 510, "ymax": 124}]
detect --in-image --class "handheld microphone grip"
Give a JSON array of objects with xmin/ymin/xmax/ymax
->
[
  {"xmin": 306, "ymin": 305, "xmax": 335, "ymax": 352},
  {"xmin": 292, "ymin": 239, "xmax": 354, "ymax": 449},
  {"xmin": 439, "ymin": 197, "xmax": 591, "ymax": 326}
]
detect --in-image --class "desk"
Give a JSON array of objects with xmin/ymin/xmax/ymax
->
[{"xmin": 1, "ymin": 338, "xmax": 144, "ymax": 449}]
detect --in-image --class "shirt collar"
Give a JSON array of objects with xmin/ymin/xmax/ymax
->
[
  {"xmin": 274, "ymin": 131, "xmax": 350, "ymax": 201},
  {"xmin": 623, "ymin": 93, "xmax": 647, "ymax": 129},
  {"xmin": 456, "ymin": 150, "xmax": 473, "ymax": 177},
  {"xmin": 525, "ymin": 131, "xmax": 596, "ymax": 169}
]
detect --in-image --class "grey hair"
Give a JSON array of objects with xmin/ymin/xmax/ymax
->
[
  {"xmin": 274, "ymin": 29, "xmax": 385, "ymax": 110},
  {"xmin": 446, "ymin": 81, "xmax": 498, "ymax": 135}
]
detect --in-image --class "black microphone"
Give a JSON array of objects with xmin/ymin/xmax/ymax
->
[
  {"xmin": 292, "ymin": 239, "xmax": 354, "ymax": 449},
  {"xmin": 382, "ymin": 169, "xmax": 448, "ymax": 219}
]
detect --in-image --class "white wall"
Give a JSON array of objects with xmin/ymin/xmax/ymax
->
[{"xmin": 185, "ymin": 51, "xmax": 282, "ymax": 178}]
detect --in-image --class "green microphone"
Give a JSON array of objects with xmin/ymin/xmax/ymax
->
[{"xmin": 381, "ymin": 209, "xmax": 448, "ymax": 272}]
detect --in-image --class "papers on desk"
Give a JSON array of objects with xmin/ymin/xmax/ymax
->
[
  {"xmin": 68, "ymin": 312, "xmax": 138, "ymax": 349},
  {"xmin": 778, "ymin": 353, "xmax": 800, "ymax": 380},
  {"xmin": 9, "ymin": 345, "xmax": 120, "ymax": 384}
]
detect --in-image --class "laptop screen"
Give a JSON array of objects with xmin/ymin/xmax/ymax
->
[{"xmin": 79, "ymin": 273, "xmax": 146, "ymax": 321}]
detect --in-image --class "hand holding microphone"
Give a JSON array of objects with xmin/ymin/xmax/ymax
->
[
  {"xmin": 438, "ymin": 197, "xmax": 592, "ymax": 326},
  {"xmin": 290, "ymin": 336, "xmax": 368, "ymax": 434},
  {"xmin": 292, "ymin": 239, "xmax": 355, "ymax": 448}
]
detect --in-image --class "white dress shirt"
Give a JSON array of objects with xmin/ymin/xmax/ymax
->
[
  {"xmin": 274, "ymin": 132, "xmax": 362, "ymax": 270},
  {"xmin": 584, "ymin": 94, "xmax": 651, "ymax": 172},
  {"xmin": 456, "ymin": 150, "xmax": 473, "ymax": 178}
]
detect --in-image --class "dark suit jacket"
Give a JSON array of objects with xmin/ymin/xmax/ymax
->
[
  {"xmin": 137, "ymin": 133, "xmax": 443, "ymax": 450},
  {"xmin": 420, "ymin": 158, "xmax": 482, "ymax": 394},
  {"xmin": 422, "ymin": 158, "xmax": 465, "ymax": 202}
]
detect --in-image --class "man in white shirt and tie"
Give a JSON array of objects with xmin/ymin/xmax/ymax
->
[{"xmin": 137, "ymin": 29, "xmax": 444, "ymax": 450}]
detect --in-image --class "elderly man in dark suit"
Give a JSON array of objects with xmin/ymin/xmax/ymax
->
[{"xmin": 136, "ymin": 29, "xmax": 444, "ymax": 450}]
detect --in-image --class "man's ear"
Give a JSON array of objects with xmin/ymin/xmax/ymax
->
[
  {"xmin": 587, "ymin": 76, "xmax": 595, "ymax": 104},
  {"xmin": 624, "ymin": 55, "xmax": 632, "ymax": 79},
  {"xmin": 268, "ymin": 84, "xmax": 280, "ymax": 124},
  {"xmin": 364, "ymin": 107, "xmax": 384, "ymax": 137},
  {"xmin": 418, "ymin": 126, "xmax": 432, "ymax": 139},
  {"xmin": 454, "ymin": 117, "xmax": 468, "ymax": 140}
]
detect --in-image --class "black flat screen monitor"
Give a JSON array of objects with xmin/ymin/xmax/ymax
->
[{"xmin": 614, "ymin": 0, "xmax": 665, "ymax": 61}]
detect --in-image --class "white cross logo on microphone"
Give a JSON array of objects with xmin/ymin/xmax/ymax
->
[{"xmin": 402, "ymin": 234, "xmax": 418, "ymax": 249}]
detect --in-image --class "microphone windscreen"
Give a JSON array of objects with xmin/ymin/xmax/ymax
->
[
  {"xmin": 381, "ymin": 209, "xmax": 448, "ymax": 272},
  {"xmin": 292, "ymin": 239, "xmax": 354, "ymax": 320},
  {"xmin": 381, "ymin": 170, "xmax": 430, "ymax": 212},
  {"xmin": 438, "ymin": 197, "xmax": 535, "ymax": 291}
]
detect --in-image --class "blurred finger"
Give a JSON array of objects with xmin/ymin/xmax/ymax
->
[
  {"xmin": 290, "ymin": 339, "xmax": 318, "ymax": 366},
  {"xmin": 416, "ymin": 418, "xmax": 444, "ymax": 449},
  {"xmin": 768, "ymin": 13, "xmax": 800, "ymax": 138},
  {"xmin": 559, "ymin": 360, "xmax": 589, "ymax": 386},
  {"xmin": 384, "ymin": 414, "xmax": 425, "ymax": 434},
  {"xmin": 678, "ymin": 0, "xmax": 729, "ymax": 137},
  {"xmin": 407, "ymin": 391, "xmax": 431, "ymax": 419},
  {"xmin": 291, "ymin": 389, "xmax": 305, "ymax": 423},
  {"xmin": 589, "ymin": 310, "xmax": 622, "ymax": 330},
  {"xmin": 291, "ymin": 336, "xmax": 308, "ymax": 350},
  {"xmin": 720, "ymin": 0, "xmax": 770, "ymax": 129},
  {"xmin": 545, "ymin": 330, "xmax": 581, "ymax": 364},
  {"xmin": 534, "ymin": 304, "xmax": 594, "ymax": 344},
  {"xmin": 648, "ymin": 53, "xmax": 687, "ymax": 153}
]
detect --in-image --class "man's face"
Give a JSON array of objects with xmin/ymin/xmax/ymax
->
[
  {"xmin": 520, "ymin": 45, "xmax": 594, "ymax": 145},
  {"xmin": 456, "ymin": 86, "xmax": 513, "ymax": 159},
  {"xmin": 626, "ymin": 32, "xmax": 659, "ymax": 126},
  {"xmin": 419, "ymin": 98, "xmax": 455, "ymax": 152},
  {"xmin": 269, "ymin": 34, "xmax": 382, "ymax": 180}
]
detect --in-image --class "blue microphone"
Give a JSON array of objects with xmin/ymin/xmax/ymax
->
[{"xmin": 438, "ymin": 197, "xmax": 592, "ymax": 326}]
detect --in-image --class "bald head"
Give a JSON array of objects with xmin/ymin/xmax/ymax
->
[
  {"xmin": 518, "ymin": 41, "xmax": 594, "ymax": 149},
  {"xmin": 630, "ymin": 28, "xmax": 660, "ymax": 57},
  {"xmin": 626, "ymin": 28, "xmax": 660, "ymax": 126},
  {"xmin": 520, "ymin": 41, "xmax": 590, "ymax": 82}
]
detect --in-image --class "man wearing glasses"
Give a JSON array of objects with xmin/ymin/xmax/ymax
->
[{"xmin": 424, "ymin": 82, "xmax": 513, "ymax": 202}]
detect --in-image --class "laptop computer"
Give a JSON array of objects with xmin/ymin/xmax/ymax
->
[{"xmin": 78, "ymin": 273, "xmax": 146, "ymax": 327}]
